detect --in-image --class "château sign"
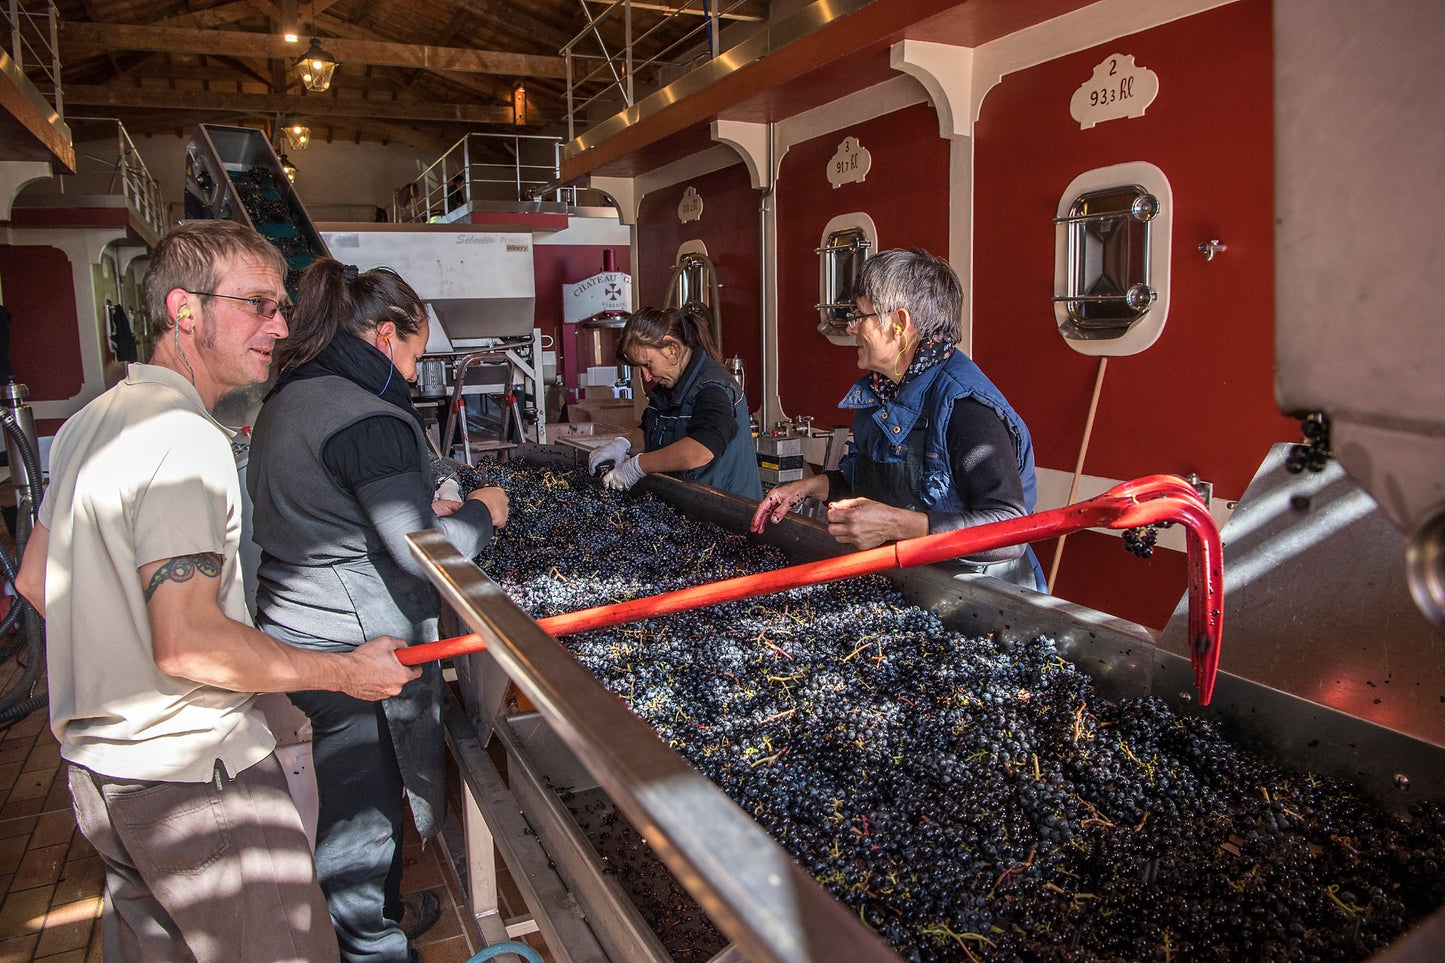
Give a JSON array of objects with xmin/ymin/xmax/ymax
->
[{"xmin": 563, "ymin": 271, "xmax": 633, "ymax": 325}]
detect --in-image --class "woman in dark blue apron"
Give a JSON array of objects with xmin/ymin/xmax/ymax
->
[
  {"xmin": 587, "ymin": 306, "xmax": 763, "ymax": 501},
  {"xmin": 751, "ymin": 248, "xmax": 1046, "ymax": 592}
]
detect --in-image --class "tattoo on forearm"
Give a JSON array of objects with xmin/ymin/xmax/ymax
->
[{"xmin": 144, "ymin": 553, "xmax": 223, "ymax": 602}]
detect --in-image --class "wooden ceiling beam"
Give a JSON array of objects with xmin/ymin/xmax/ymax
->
[
  {"xmin": 487, "ymin": 9, "xmax": 580, "ymax": 56},
  {"xmin": 246, "ymin": 0, "xmax": 346, "ymax": 22},
  {"xmin": 159, "ymin": 2, "xmax": 261, "ymax": 30},
  {"xmin": 329, "ymin": 117, "xmax": 455, "ymax": 153},
  {"xmin": 86, "ymin": 110, "xmax": 471, "ymax": 152},
  {"xmin": 210, "ymin": 54, "xmax": 277, "ymax": 89},
  {"xmin": 63, "ymin": 84, "xmax": 517, "ymax": 124},
  {"xmin": 60, "ymin": 22, "xmax": 569, "ymax": 79},
  {"xmin": 310, "ymin": 15, "xmax": 515, "ymax": 104},
  {"xmin": 98, "ymin": 59, "xmax": 425, "ymax": 94},
  {"xmin": 110, "ymin": 110, "xmax": 262, "ymax": 138}
]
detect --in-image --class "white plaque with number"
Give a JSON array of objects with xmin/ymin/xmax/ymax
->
[
  {"xmin": 1070, "ymin": 54, "xmax": 1159, "ymax": 130},
  {"xmin": 826, "ymin": 136, "xmax": 872, "ymax": 189},
  {"xmin": 677, "ymin": 186, "xmax": 704, "ymax": 224}
]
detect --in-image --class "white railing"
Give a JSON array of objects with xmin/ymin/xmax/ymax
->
[
  {"xmin": 60, "ymin": 119, "xmax": 168, "ymax": 240},
  {"xmin": 390, "ymin": 132, "xmax": 567, "ymax": 223},
  {"xmin": 561, "ymin": 0, "xmax": 765, "ymax": 140},
  {"xmin": 7, "ymin": 0, "xmax": 62, "ymax": 116}
]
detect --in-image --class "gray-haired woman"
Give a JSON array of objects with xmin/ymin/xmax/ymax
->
[{"xmin": 751, "ymin": 248, "xmax": 1045, "ymax": 591}]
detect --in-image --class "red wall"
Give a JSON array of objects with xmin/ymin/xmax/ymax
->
[
  {"xmin": 775, "ymin": 102, "xmax": 950, "ymax": 424},
  {"xmin": 0, "ymin": 244, "xmax": 85, "ymax": 404},
  {"xmin": 971, "ymin": 0, "xmax": 1293, "ymax": 626},
  {"xmin": 635, "ymin": 162, "xmax": 764, "ymax": 412},
  {"xmin": 1037, "ymin": 531, "xmax": 1188, "ymax": 631}
]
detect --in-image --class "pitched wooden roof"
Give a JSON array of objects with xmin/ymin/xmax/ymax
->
[{"xmin": 52, "ymin": 0, "xmax": 766, "ymax": 154}]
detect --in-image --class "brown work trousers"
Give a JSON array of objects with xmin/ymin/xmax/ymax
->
[{"xmin": 68, "ymin": 753, "xmax": 339, "ymax": 962}]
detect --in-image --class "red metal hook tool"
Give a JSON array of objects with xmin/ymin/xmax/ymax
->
[{"xmin": 400, "ymin": 474, "xmax": 1224, "ymax": 704}]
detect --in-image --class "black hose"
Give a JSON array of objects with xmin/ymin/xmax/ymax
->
[
  {"xmin": 0, "ymin": 504, "xmax": 32, "ymax": 645},
  {"xmin": 0, "ymin": 600, "xmax": 23, "ymax": 641},
  {"xmin": 0, "ymin": 566, "xmax": 43, "ymax": 715},
  {"xmin": 1, "ymin": 408, "xmax": 44, "ymax": 558},
  {"xmin": 0, "ymin": 600, "xmax": 30, "ymax": 660},
  {"xmin": 0, "ymin": 540, "xmax": 33, "ymax": 658},
  {"xmin": 0, "ymin": 694, "xmax": 47, "ymax": 725},
  {"xmin": 0, "ymin": 408, "xmax": 45, "ymax": 718}
]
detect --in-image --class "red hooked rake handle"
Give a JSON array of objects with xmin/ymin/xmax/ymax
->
[{"xmin": 400, "ymin": 474, "xmax": 1225, "ymax": 704}]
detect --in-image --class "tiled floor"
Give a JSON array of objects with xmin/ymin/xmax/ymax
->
[
  {"xmin": 0, "ymin": 691, "xmax": 103, "ymax": 963},
  {"xmin": 0, "ymin": 656, "xmax": 548, "ymax": 963},
  {"xmin": 0, "ymin": 703, "xmax": 98, "ymax": 963}
]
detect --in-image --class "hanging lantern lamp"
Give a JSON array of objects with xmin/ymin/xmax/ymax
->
[{"xmin": 297, "ymin": 38, "xmax": 339, "ymax": 92}]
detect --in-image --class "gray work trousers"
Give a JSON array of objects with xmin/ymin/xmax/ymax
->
[
  {"xmin": 287, "ymin": 689, "xmax": 412, "ymax": 963},
  {"xmin": 68, "ymin": 754, "xmax": 340, "ymax": 963}
]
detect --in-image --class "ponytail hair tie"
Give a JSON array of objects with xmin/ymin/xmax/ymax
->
[{"xmin": 343, "ymin": 264, "xmax": 359, "ymax": 283}]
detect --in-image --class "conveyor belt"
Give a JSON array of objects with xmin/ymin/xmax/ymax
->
[{"xmin": 183, "ymin": 124, "xmax": 329, "ymax": 294}]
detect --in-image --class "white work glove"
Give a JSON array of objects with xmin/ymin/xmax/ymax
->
[
  {"xmin": 588, "ymin": 436, "xmax": 631, "ymax": 476},
  {"xmin": 603, "ymin": 454, "xmax": 646, "ymax": 491},
  {"xmin": 434, "ymin": 477, "xmax": 462, "ymax": 503}
]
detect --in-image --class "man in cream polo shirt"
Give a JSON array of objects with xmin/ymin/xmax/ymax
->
[{"xmin": 17, "ymin": 220, "xmax": 421, "ymax": 962}]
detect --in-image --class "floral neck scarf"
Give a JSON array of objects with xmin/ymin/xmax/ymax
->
[{"xmin": 870, "ymin": 338, "xmax": 954, "ymax": 403}]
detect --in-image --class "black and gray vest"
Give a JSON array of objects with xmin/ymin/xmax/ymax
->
[
  {"xmin": 247, "ymin": 374, "xmax": 447, "ymax": 838},
  {"xmin": 643, "ymin": 351, "xmax": 762, "ymax": 500}
]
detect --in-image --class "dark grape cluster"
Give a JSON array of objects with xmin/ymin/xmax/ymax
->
[
  {"xmin": 1286, "ymin": 413, "xmax": 1332, "ymax": 474},
  {"xmin": 1122, "ymin": 525, "xmax": 1159, "ymax": 559},
  {"xmin": 229, "ymin": 167, "xmax": 322, "ymax": 274},
  {"xmin": 466, "ymin": 457, "xmax": 1445, "ymax": 963}
]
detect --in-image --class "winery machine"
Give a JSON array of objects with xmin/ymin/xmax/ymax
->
[
  {"xmin": 318, "ymin": 226, "xmax": 549, "ymax": 455},
  {"xmin": 406, "ymin": 449, "xmax": 1445, "ymax": 963}
]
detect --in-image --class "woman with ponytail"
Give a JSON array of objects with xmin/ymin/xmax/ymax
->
[
  {"xmin": 587, "ymin": 305, "xmax": 762, "ymax": 499},
  {"xmin": 247, "ymin": 258, "xmax": 507, "ymax": 962}
]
